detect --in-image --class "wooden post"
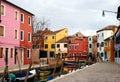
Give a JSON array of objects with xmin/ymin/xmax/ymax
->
[
  {"xmin": 1, "ymin": 65, "xmax": 8, "ymax": 82},
  {"xmin": 59, "ymin": 53, "xmax": 66, "ymax": 76},
  {"xmin": 17, "ymin": 55, "xmax": 22, "ymax": 72},
  {"xmin": 24, "ymin": 62, "xmax": 32, "ymax": 82},
  {"xmin": 52, "ymin": 53, "xmax": 60, "ymax": 78}
]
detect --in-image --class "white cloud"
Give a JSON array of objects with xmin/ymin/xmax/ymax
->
[{"xmin": 8, "ymin": 0, "xmax": 120, "ymax": 36}]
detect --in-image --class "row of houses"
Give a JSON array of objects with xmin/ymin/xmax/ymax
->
[{"xmin": 0, "ymin": 0, "xmax": 120, "ymax": 69}]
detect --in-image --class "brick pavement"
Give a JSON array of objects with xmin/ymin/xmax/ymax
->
[{"xmin": 49, "ymin": 62, "xmax": 120, "ymax": 82}]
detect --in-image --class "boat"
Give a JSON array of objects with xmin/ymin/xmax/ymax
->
[
  {"xmin": 40, "ymin": 70, "xmax": 51, "ymax": 77},
  {"xmin": 15, "ymin": 71, "xmax": 35, "ymax": 82}
]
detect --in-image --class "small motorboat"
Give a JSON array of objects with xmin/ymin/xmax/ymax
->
[
  {"xmin": 40, "ymin": 71, "xmax": 51, "ymax": 77},
  {"xmin": 14, "ymin": 70, "xmax": 35, "ymax": 82}
]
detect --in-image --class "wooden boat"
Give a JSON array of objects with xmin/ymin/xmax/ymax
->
[
  {"xmin": 14, "ymin": 71, "xmax": 35, "ymax": 82},
  {"xmin": 40, "ymin": 71, "xmax": 51, "ymax": 77}
]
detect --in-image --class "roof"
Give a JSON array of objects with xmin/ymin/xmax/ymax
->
[
  {"xmin": 56, "ymin": 37, "xmax": 68, "ymax": 43},
  {"xmin": 104, "ymin": 35, "xmax": 114, "ymax": 41},
  {"xmin": 45, "ymin": 28, "xmax": 67, "ymax": 35},
  {"xmin": 2, "ymin": 0, "xmax": 34, "ymax": 16},
  {"xmin": 96, "ymin": 25, "xmax": 118, "ymax": 32}
]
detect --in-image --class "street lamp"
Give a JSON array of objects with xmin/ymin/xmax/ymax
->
[{"xmin": 102, "ymin": 5, "xmax": 120, "ymax": 21}]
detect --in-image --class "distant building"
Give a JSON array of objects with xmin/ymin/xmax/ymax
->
[
  {"xmin": 0, "ymin": 0, "xmax": 34, "ymax": 67},
  {"xmin": 96, "ymin": 25, "xmax": 118, "ymax": 61},
  {"xmin": 56, "ymin": 37, "xmax": 68, "ymax": 58},
  {"xmin": 68, "ymin": 32, "xmax": 88, "ymax": 61},
  {"xmin": 92, "ymin": 35, "xmax": 97, "ymax": 59},
  {"xmin": 44, "ymin": 28, "xmax": 68, "ymax": 57}
]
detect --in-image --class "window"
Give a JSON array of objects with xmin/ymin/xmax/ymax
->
[
  {"xmin": 97, "ymin": 43, "xmax": 99, "ymax": 47},
  {"xmin": 69, "ymin": 45, "xmax": 72, "ymax": 49},
  {"xmin": 44, "ymin": 36, "xmax": 48, "ymax": 40},
  {"xmin": 52, "ymin": 35, "xmax": 55, "ymax": 39},
  {"xmin": 51, "ymin": 44, "xmax": 55, "ymax": 48},
  {"xmin": 45, "ymin": 44, "xmax": 48, "ymax": 49},
  {"xmin": 89, "ymin": 44, "xmax": 92, "ymax": 48},
  {"xmin": 21, "ymin": 13, "xmax": 24, "ymax": 23},
  {"xmin": 10, "ymin": 48, "xmax": 13, "ymax": 58},
  {"xmin": 15, "ymin": 29, "xmax": 18, "ymax": 39},
  {"xmin": 28, "ymin": 33, "xmax": 31, "ymax": 42},
  {"xmin": 15, "ymin": 11, "xmax": 18, "ymax": 20},
  {"xmin": 64, "ymin": 44, "xmax": 67, "ymax": 48},
  {"xmin": 20, "ymin": 30, "xmax": 24, "ymax": 41},
  {"xmin": 74, "ymin": 45, "xmax": 77, "ymax": 50},
  {"xmin": 0, "ymin": 48, "xmax": 3, "ymax": 58},
  {"xmin": 0, "ymin": 26, "xmax": 4, "ymax": 37},
  {"xmin": 102, "ymin": 33, "xmax": 104, "ymax": 37},
  {"xmin": 28, "ymin": 16, "xmax": 31, "ymax": 25},
  {"xmin": 57, "ymin": 44, "xmax": 60, "ymax": 48},
  {"xmin": 1, "ymin": 5, "xmax": 5, "ymax": 15},
  {"xmin": 89, "ymin": 38, "xmax": 91, "ymax": 41},
  {"xmin": 101, "ymin": 42, "xmax": 104, "ymax": 47},
  {"xmin": 27, "ymin": 49, "xmax": 31, "ymax": 58},
  {"xmin": 38, "ymin": 45, "xmax": 40, "ymax": 48}
]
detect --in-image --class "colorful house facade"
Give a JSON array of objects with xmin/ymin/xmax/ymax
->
[
  {"xmin": 55, "ymin": 37, "xmax": 68, "ymax": 58},
  {"xmin": 20, "ymin": 8, "xmax": 34, "ymax": 65},
  {"xmin": 96, "ymin": 25, "xmax": 117, "ymax": 61},
  {"xmin": 0, "ymin": 0, "xmax": 34, "ymax": 67},
  {"xmin": 92, "ymin": 35, "xmax": 97, "ymax": 59},
  {"xmin": 104, "ymin": 36, "xmax": 115, "ymax": 62},
  {"xmin": 44, "ymin": 28, "xmax": 68, "ymax": 57},
  {"xmin": 68, "ymin": 32, "xmax": 88, "ymax": 61},
  {"xmin": 88, "ymin": 36, "xmax": 93, "ymax": 56}
]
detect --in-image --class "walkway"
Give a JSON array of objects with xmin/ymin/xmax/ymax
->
[{"xmin": 49, "ymin": 62, "xmax": 120, "ymax": 82}]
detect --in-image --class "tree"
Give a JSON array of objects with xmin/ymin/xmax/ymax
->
[
  {"xmin": 32, "ymin": 17, "xmax": 50, "ymax": 33},
  {"xmin": 32, "ymin": 17, "xmax": 50, "ymax": 49}
]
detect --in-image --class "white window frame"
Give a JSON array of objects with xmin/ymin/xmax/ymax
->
[
  {"xmin": 28, "ymin": 32, "xmax": 31, "ymax": 42},
  {"xmin": 0, "ymin": 25, "xmax": 5, "ymax": 37},
  {"xmin": 20, "ymin": 30, "xmax": 24, "ymax": 41},
  {"xmin": 15, "ymin": 10, "xmax": 19, "ymax": 21},
  {"xmin": 14, "ymin": 29, "xmax": 18, "ymax": 39},
  {"xmin": 20, "ymin": 13, "xmax": 24, "ymax": 23},
  {"xmin": 27, "ymin": 49, "xmax": 31, "ymax": 58},
  {"xmin": 28, "ymin": 16, "xmax": 31, "ymax": 26},
  {"xmin": 1, "ymin": 4, "xmax": 5, "ymax": 16}
]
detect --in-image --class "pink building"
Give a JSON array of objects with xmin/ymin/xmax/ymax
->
[{"xmin": 0, "ymin": 0, "xmax": 34, "ymax": 67}]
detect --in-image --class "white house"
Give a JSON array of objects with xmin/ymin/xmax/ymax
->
[{"xmin": 96, "ymin": 25, "xmax": 117, "ymax": 61}]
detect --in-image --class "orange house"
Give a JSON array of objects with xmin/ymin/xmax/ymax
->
[
  {"xmin": 20, "ymin": 10, "xmax": 34, "ymax": 65},
  {"xmin": 104, "ymin": 36, "xmax": 115, "ymax": 62}
]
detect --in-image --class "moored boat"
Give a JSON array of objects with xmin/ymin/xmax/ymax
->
[{"xmin": 40, "ymin": 71, "xmax": 51, "ymax": 77}]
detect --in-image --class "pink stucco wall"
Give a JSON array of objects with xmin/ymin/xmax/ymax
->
[{"xmin": 0, "ymin": 1, "xmax": 20, "ymax": 67}]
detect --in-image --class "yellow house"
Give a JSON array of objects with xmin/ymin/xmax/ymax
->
[
  {"xmin": 44, "ymin": 28, "xmax": 68, "ymax": 56},
  {"xmin": 104, "ymin": 36, "xmax": 115, "ymax": 62}
]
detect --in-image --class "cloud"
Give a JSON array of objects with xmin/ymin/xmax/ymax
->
[{"xmin": 8, "ymin": 0, "xmax": 120, "ymax": 36}]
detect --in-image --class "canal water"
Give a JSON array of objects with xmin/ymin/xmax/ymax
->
[{"xmin": 34, "ymin": 62, "xmax": 86, "ymax": 82}]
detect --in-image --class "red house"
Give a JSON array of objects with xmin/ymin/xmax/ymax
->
[
  {"xmin": 68, "ymin": 32, "xmax": 88, "ymax": 61},
  {"xmin": 20, "ymin": 9, "xmax": 34, "ymax": 64},
  {"xmin": 32, "ymin": 28, "xmax": 51, "ymax": 50}
]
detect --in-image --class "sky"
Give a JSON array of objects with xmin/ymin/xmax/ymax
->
[{"xmin": 8, "ymin": 0, "xmax": 120, "ymax": 36}]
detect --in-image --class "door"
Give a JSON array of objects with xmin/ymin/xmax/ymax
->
[
  {"xmin": 5, "ymin": 48, "xmax": 8, "ymax": 65},
  {"xmin": 14, "ymin": 48, "xmax": 17, "ymax": 64},
  {"xmin": 21, "ymin": 49, "xmax": 24, "ymax": 65}
]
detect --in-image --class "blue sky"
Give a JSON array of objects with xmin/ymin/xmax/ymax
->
[{"xmin": 9, "ymin": 0, "xmax": 120, "ymax": 36}]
